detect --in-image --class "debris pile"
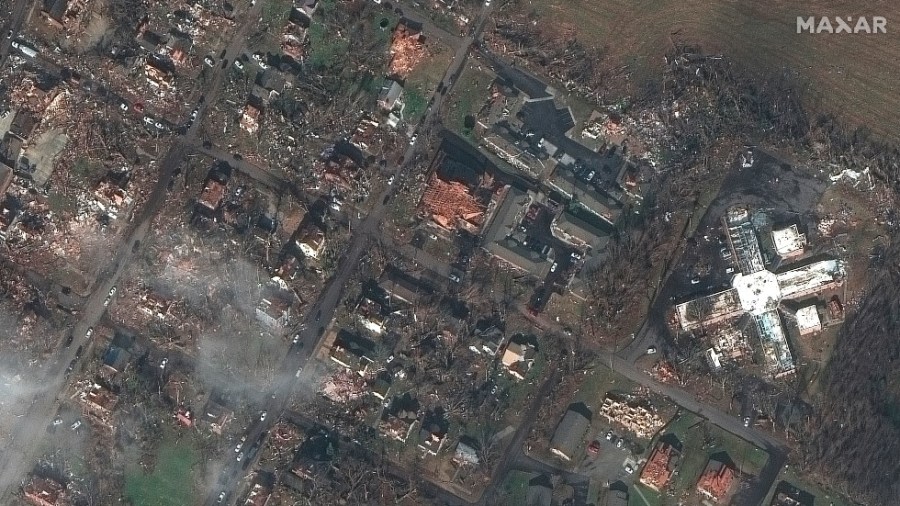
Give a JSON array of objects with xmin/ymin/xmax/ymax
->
[{"xmin": 388, "ymin": 23, "xmax": 427, "ymax": 78}]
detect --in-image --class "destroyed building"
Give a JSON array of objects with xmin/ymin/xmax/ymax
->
[
  {"xmin": 388, "ymin": 22, "xmax": 426, "ymax": 78},
  {"xmin": 418, "ymin": 172, "xmax": 491, "ymax": 234},
  {"xmin": 293, "ymin": 221, "xmax": 326, "ymax": 260},
  {"xmin": 22, "ymin": 476, "xmax": 68, "ymax": 506},
  {"xmin": 77, "ymin": 381, "xmax": 119, "ymax": 428},
  {"xmin": 598, "ymin": 394, "xmax": 665, "ymax": 439},
  {"xmin": 329, "ymin": 330, "xmax": 376, "ymax": 376},
  {"xmin": 500, "ymin": 336, "xmax": 535, "ymax": 380},
  {"xmin": 639, "ymin": 440, "xmax": 680, "ymax": 491},
  {"xmin": 417, "ymin": 408, "xmax": 449, "ymax": 456},
  {"xmin": 674, "ymin": 207, "xmax": 846, "ymax": 377},
  {"xmin": 380, "ymin": 394, "xmax": 420, "ymax": 443},
  {"xmin": 696, "ymin": 457, "xmax": 737, "ymax": 503}
]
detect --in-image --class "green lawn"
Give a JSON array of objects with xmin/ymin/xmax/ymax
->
[
  {"xmin": 498, "ymin": 470, "xmax": 531, "ymax": 506},
  {"xmin": 125, "ymin": 440, "xmax": 199, "ymax": 506},
  {"xmin": 762, "ymin": 467, "xmax": 860, "ymax": 506},
  {"xmin": 446, "ymin": 64, "xmax": 494, "ymax": 136},
  {"xmin": 629, "ymin": 482, "xmax": 662, "ymax": 506},
  {"xmin": 656, "ymin": 410, "xmax": 770, "ymax": 499}
]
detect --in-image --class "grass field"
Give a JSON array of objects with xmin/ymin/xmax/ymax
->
[
  {"xmin": 506, "ymin": 0, "xmax": 900, "ymax": 141},
  {"xmin": 404, "ymin": 45, "xmax": 453, "ymax": 121},
  {"xmin": 762, "ymin": 467, "xmax": 860, "ymax": 506},
  {"xmin": 125, "ymin": 440, "xmax": 199, "ymax": 506},
  {"xmin": 445, "ymin": 64, "xmax": 495, "ymax": 135},
  {"xmin": 498, "ymin": 470, "xmax": 531, "ymax": 506},
  {"xmin": 659, "ymin": 411, "xmax": 769, "ymax": 500}
]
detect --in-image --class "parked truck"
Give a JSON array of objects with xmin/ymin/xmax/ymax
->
[{"xmin": 11, "ymin": 40, "xmax": 37, "ymax": 58}]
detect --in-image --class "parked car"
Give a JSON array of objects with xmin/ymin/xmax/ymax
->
[
  {"xmin": 204, "ymin": 56, "xmax": 215, "ymax": 67},
  {"xmin": 233, "ymin": 60, "xmax": 244, "ymax": 70},
  {"xmin": 259, "ymin": 411, "xmax": 267, "ymax": 422},
  {"xmin": 159, "ymin": 358, "xmax": 168, "ymax": 369},
  {"xmin": 647, "ymin": 346, "xmax": 657, "ymax": 355},
  {"xmin": 449, "ymin": 273, "xmax": 461, "ymax": 283},
  {"xmin": 624, "ymin": 463, "xmax": 634, "ymax": 474},
  {"xmin": 84, "ymin": 327, "xmax": 93, "ymax": 339},
  {"xmin": 587, "ymin": 440, "xmax": 601, "ymax": 455}
]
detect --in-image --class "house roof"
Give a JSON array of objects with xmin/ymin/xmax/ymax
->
[
  {"xmin": 639, "ymin": 441, "xmax": 679, "ymax": 491},
  {"xmin": 696, "ymin": 458, "xmax": 736, "ymax": 501},
  {"xmin": 552, "ymin": 207, "xmax": 614, "ymax": 249},
  {"xmin": 549, "ymin": 402, "xmax": 592, "ymax": 459},
  {"xmin": 378, "ymin": 266, "xmax": 432, "ymax": 304}
]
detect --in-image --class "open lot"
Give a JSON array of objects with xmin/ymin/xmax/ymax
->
[
  {"xmin": 125, "ymin": 438, "xmax": 199, "ymax": 506},
  {"xmin": 762, "ymin": 466, "xmax": 858, "ymax": 506},
  {"xmin": 639, "ymin": 410, "xmax": 770, "ymax": 505},
  {"xmin": 502, "ymin": 0, "xmax": 900, "ymax": 141}
]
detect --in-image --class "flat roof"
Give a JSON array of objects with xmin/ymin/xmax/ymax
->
[
  {"xmin": 754, "ymin": 311, "xmax": 794, "ymax": 374},
  {"xmin": 776, "ymin": 259, "xmax": 844, "ymax": 299},
  {"xmin": 795, "ymin": 305, "xmax": 821, "ymax": 332},
  {"xmin": 771, "ymin": 225, "xmax": 805, "ymax": 256},
  {"xmin": 732, "ymin": 270, "xmax": 782, "ymax": 316}
]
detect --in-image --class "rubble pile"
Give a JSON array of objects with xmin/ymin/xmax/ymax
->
[
  {"xmin": 321, "ymin": 369, "xmax": 369, "ymax": 403},
  {"xmin": 388, "ymin": 24, "xmax": 427, "ymax": 78},
  {"xmin": 598, "ymin": 393, "xmax": 665, "ymax": 439}
]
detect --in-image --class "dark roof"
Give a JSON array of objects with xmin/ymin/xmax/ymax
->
[
  {"xmin": 526, "ymin": 474, "xmax": 553, "ymax": 506},
  {"xmin": 334, "ymin": 330, "xmax": 376, "ymax": 358},
  {"xmin": 378, "ymin": 266, "xmax": 432, "ymax": 304},
  {"xmin": 549, "ymin": 402, "xmax": 592, "ymax": 459},
  {"xmin": 553, "ymin": 208, "xmax": 614, "ymax": 250}
]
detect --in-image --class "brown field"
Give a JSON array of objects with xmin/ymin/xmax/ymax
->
[{"xmin": 505, "ymin": 0, "xmax": 900, "ymax": 141}]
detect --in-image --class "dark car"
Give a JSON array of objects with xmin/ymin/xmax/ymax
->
[
  {"xmin": 74, "ymin": 345, "xmax": 84, "ymax": 359},
  {"xmin": 64, "ymin": 334, "xmax": 74, "ymax": 347}
]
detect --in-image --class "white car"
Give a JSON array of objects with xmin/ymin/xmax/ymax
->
[
  {"xmin": 409, "ymin": 134, "xmax": 418, "ymax": 146},
  {"xmin": 204, "ymin": 56, "xmax": 215, "ymax": 67},
  {"xmin": 624, "ymin": 463, "xmax": 634, "ymax": 474},
  {"xmin": 292, "ymin": 334, "xmax": 300, "ymax": 345},
  {"xmin": 295, "ymin": 368, "xmax": 303, "ymax": 378},
  {"xmin": 234, "ymin": 435, "xmax": 246, "ymax": 452},
  {"xmin": 387, "ymin": 175, "xmax": 395, "ymax": 186},
  {"xmin": 143, "ymin": 116, "xmax": 155, "ymax": 125},
  {"xmin": 85, "ymin": 327, "xmax": 94, "ymax": 339},
  {"xmin": 119, "ymin": 102, "xmax": 129, "ymax": 112},
  {"xmin": 260, "ymin": 411, "xmax": 267, "ymax": 422},
  {"xmin": 550, "ymin": 262, "xmax": 558, "ymax": 273},
  {"xmin": 236, "ymin": 451, "xmax": 244, "ymax": 462},
  {"xmin": 70, "ymin": 420, "xmax": 82, "ymax": 430},
  {"xmin": 103, "ymin": 286, "xmax": 117, "ymax": 306},
  {"xmin": 159, "ymin": 358, "xmax": 168, "ymax": 369},
  {"xmin": 234, "ymin": 60, "xmax": 244, "ymax": 70},
  {"xmin": 647, "ymin": 346, "xmax": 657, "ymax": 355}
]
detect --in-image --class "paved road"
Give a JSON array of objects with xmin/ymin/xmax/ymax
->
[
  {"xmin": 203, "ymin": 3, "xmax": 494, "ymax": 504},
  {"xmin": 0, "ymin": 0, "xmax": 268, "ymax": 498},
  {"xmin": 0, "ymin": 0, "xmax": 30, "ymax": 69}
]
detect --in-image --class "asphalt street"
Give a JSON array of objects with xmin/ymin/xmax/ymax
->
[
  {"xmin": 0, "ymin": 0, "xmax": 791, "ymax": 504},
  {"xmin": 0, "ymin": 0, "xmax": 268, "ymax": 498}
]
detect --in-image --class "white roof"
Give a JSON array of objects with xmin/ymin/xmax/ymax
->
[
  {"xmin": 732, "ymin": 270, "xmax": 782, "ymax": 316},
  {"xmin": 795, "ymin": 305, "xmax": 821, "ymax": 332},
  {"xmin": 772, "ymin": 225, "xmax": 805, "ymax": 256},
  {"xmin": 777, "ymin": 259, "xmax": 844, "ymax": 299}
]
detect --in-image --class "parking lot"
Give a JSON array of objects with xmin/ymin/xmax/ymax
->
[{"xmin": 576, "ymin": 429, "xmax": 640, "ymax": 486}]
